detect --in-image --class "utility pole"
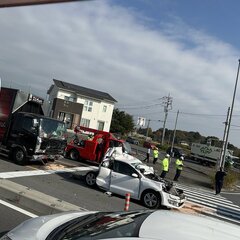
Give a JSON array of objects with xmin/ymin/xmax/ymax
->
[
  {"xmin": 170, "ymin": 110, "xmax": 179, "ymax": 156},
  {"xmin": 161, "ymin": 94, "xmax": 173, "ymax": 146},
  {"xmin": 146, "ymin": 119, "xmax": 151, "ymax": 138},
  {"xmin": 220, "ymin": 59, "xmax": 240, "ymax": 170},
  {"xmin": 218, "ymin": 107, "xmax": 230, "ymax": 169}
]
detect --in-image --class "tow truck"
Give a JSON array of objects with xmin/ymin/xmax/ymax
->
[{"xmin": 65, "ymin": 126, "xmax": 128, "ymax": 163}]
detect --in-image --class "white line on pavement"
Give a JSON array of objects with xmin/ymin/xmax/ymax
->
[
  {"xmin": 0, "ymin": 166, "xmax": 98, "ymax": 179},
  {"xmin": 0, "ymin": 199, "xmax": 38, "ymax": 218}
]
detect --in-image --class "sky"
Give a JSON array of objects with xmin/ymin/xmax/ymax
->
[{"xmin": 0, "ymin": 0, "xmax": 240, "ymax": 147}]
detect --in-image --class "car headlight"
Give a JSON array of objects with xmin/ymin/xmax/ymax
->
[{"xmin": 168, "ymin": 199, "xmax": 179, "ymax": 206}]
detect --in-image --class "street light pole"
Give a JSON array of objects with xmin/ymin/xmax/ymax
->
[
  {"xmin": 220, "ymin": 59, "xmax": 240, "ymax": 169},
  {"xmin": 171, "ymin": 110, "xmax": 179, "ymax": 156}
]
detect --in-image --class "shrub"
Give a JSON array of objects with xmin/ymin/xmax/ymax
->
[{"xmin": 158, "ymin": 144, "xmax": 169, "ymax": 151}]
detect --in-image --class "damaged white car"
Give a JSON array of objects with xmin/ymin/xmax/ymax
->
[{"xmin": 84, "ymin": 147, "xmax": 186, "ymax": 209}]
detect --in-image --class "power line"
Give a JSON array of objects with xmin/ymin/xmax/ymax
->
[
  {"xmin": 231, "ymin": 124, "xmax": 240, "ymax": 128},
  {"xmin": 117, "ymin": 103, "xmax": 164, "ymax": 110},
  {"xmin": 124, "ymin": 109, "xmax": 240, "ymax": 118},
  {"xmin": 116, "ymin": 97, "xmax": 165, "ymax": 109},
  {"xmin": 131, "ymin": 112, "xmax": 164, "ymax": 118},
  {"xmin": 171, "ymin": 111, "xmax": 240, "ymax": 117},
  {"xmin": 177, "ymin": 112, "xmax": 226, "ymax": 117}
]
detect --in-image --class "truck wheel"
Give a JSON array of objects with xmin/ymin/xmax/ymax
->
[
  {"xmin": 85, "ymin": 172, "xmax": 97, "ymax": 187},
  {"xmin": 69, "ymin": 149, "xmax": 79, "ymax": 161},
  {"xmin": 141, "ymin": 190, "xmax": 160, "ymax": 209},
  {"xmin": 13, "ymin": 148, "xmax": 27, "ymax": 165}
]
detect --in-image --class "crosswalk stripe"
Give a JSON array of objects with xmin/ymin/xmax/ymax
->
[
  {"xmin": 185, "ymin": 200, "xmax": 240, "ymax": 225},
  {"xmin": 186, "ymin": 198, "xmax": 240, "ymax": 220},
  {"xmin": 175, "ymin": 183, "xmax": 240, "ymax": 224},
  {"xmin": 176, "ymin": 184, "xmax": 226, "ymax": 198},
  {"xmin": 183, "ymin": 189, "xmax": 240, "ymax": 209},
  {"xmin": 186, "ymin": 195, "xmax": 240, "ymax": 212},
  {"xmin": 176, "ymin": 186, "xmax": 240, "ymax": 204}
]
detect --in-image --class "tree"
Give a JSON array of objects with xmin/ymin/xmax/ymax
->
[{"xmin": 110, "ymin": 109, "xmax": 134, "ymax": 135}]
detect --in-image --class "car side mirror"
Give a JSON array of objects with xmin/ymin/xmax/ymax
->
[
  {"xmin": 102, "ymin": 162, "xmax": 109, "ymax": 167},
  {"xmin": 132, "ymin": 173, "xmax": 139, "ymax": 178}
]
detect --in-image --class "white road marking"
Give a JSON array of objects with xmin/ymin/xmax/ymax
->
[
  {"xmin": 0, "ymin": 166, "xmax": 98, "ymax": 179},
  {"xmin": 0, "ymin": 199, "xmax": 38, "ymax": 218}
]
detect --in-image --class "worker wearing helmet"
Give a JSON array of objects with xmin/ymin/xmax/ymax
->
[
  {"xmin": 173, "ymin": 156, "xmax": 184, "ymax": 181},
  {"xmin": 160, "ymin": 154, "xmax": 170, "ymax": 178}
]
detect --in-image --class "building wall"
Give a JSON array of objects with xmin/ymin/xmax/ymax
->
[
  {"xmin": 76, "ymin": 96, "xmax": 114, "ymax": 131},
  {"xmin": 79, "ymin": 97, "xmax": 114, "ymax": 131},
  {"xmin": 52, "ymin": 98, "xmax": 83, "ymax": 124},
  {"xmin": 48, "ymin": 85, "xmax": 59, "ymax": 117},
  {"xmin": 49, "ymin": 87, "xmax": 114, "ymax": 132}
]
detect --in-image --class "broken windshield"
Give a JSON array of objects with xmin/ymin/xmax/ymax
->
[{"xmin": 39, "ymin": 118, "xmax": 66, "ymax": 139}]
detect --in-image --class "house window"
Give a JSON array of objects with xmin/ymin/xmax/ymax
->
[
  {"xmin": 84, "ymin": 100, "xmax": 93, "ymax": 112},
  {"xmin": 103, "ymin": 105, "xmax": 107, "ymax": 112},
  {"xmin": 80, "ymin": 118, "xmax": 90, "ymax": 128},
  {"xmin": 97, "ymin": 121, "xmax": 105, "ymax": 131},
  {"xmin": 58, "ymin": 112, "xmax": 73, "ymax": 129}
]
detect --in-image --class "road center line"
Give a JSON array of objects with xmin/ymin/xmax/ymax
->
[{"xmin": 0, "ymin": 199, "xmax": 38, "ymax": 218}]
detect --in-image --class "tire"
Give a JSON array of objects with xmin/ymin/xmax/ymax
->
[
  {"xmin": 69, "ymin": 149, "xmax": 79, "ymax": 161},
  {"xmin": 13, "ymin": 148, "xmax": 27, "ymax": 165},
  {"xmin": 141, "ymin": 190, "xmax": 160, "ymax": 209},
  {"xmin": 85, "ymin": 172, "xmax": 97, "ymax": 187}
]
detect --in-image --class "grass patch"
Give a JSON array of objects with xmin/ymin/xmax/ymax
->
[{"xmin": 209, "ymin": 169, "xmax": 240, "ymax": 190}]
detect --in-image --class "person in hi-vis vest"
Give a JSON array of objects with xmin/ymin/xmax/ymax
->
[
  {"xmin": 153, "ymin": 147, "xmax": 159, "ymax": 164},
  {"xmin": 160, "ymin": 154, "xmax": 170, "ymax": 178},
  {"xmin": 173, "ymin": 156, "xmax": 184, "ymax": 181}
]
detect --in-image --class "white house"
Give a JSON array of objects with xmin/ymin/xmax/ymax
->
[{"xmin": 47, "ymin": 79, "xmax": 117, "ymax": 132}]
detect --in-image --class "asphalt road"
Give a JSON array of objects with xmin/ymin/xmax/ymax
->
[
  {"xmin": 0, "ymin": 155, "xmax": 146, "ymax": 233},
  {"xmin": 0, "ymin": 148, "xmax": 239, "ymax": 234},
  {"xmin": 0, "ymin": 200, "xmax": 32, "ymax": 236}
]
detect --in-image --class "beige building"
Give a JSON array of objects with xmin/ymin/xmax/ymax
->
[{"xmin": 47, "ymin": 79, "xmax": 117, "ymax": 131}]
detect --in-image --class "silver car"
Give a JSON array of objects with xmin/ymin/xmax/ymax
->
[
  {"xmin": 2, "ymin": 210, "xmax": 239, "ymax": 240},
  {"xmin": 84, "ymin": 147, "xmax": 185, "ymax": 209}
]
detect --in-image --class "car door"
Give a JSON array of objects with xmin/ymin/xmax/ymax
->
[
  {"xmin": 96, "ymin": 160, "xmax": 113, "ymax": 190},
  {"xmin": 109, "ymin": 161, "xmax": 140, "ymax": 199}
]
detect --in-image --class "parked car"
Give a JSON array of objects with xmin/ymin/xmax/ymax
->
[
  {"xmin": 143, "ymin": 141, "xmax": 156, "ymax": 149},
  {"xmin": 3, "ymin": 210, "xmax": 240, "ymax": 240},
  {"xmin": 166, "ymin": 146, "xmax": 185, "ymax": 158},
  {"xmin": 126, "ymin": 136, "xmax": 139, "ymax": 145},
  {"xmin": 83, "ymin": 147, "xmax": 185, "ymax": 209}
]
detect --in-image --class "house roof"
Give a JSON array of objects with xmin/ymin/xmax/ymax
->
[{"xmin": 50, "ymin": 79, "xmax": 117, "ymax": 103}]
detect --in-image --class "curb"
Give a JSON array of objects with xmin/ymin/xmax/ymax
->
[{"xmin": 0, "ymin": 179, "xmax": 86, "ymax": 215}]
